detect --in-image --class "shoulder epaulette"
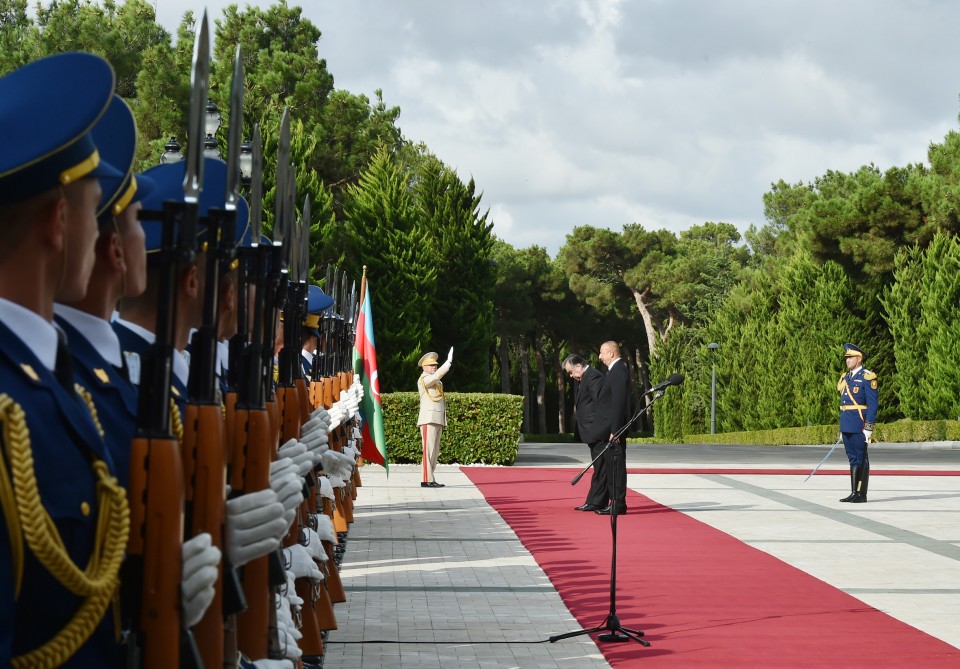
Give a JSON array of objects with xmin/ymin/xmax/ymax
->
[{"xmin": 863, "ymin": 370, "xmax": 877, "ymax": 380}]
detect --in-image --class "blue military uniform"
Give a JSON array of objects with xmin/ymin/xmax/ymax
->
[
  {"xmin": 301, "ymin": 285, "xmax": 334, "ymax": 380},
  {"xmin": 116, "ymin": 158, "xmax": 249, "ymax": 415},
  {"xmin": 838, "ymin": 343, "xmax": 878, "ymax": 503},
  {"xmin": 0, "ymin": 53, "xmax": 129, "ymax": 667},
  {"xmin": 56, "ymin": 94, "xmax": 154, "ymax": 490}
]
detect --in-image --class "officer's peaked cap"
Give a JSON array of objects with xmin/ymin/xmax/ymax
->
[
  {"xmin": 842, "ymin": 343, "xmax": 864, "ymax": 358},
  {"xmin": 0, "ymin": 52, "xmax": 123, "ymax": 206}
]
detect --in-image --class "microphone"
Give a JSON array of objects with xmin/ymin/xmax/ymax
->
[{"xmin": 645, "ymin": 373, "xmax": 684, "ymax": 395}]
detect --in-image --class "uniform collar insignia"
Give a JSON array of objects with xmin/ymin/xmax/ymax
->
[{"xmin": 20, "ymin": 363, "xmax": 39, "ymax": 382}]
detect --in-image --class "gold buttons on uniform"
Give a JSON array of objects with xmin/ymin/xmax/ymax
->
[{"xmin": 80, "ymin": 501, "xmax": 91, "ymax": 516}]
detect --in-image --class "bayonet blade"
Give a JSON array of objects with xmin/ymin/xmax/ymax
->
[
  {"xmin": 273, "ymin": 107, "xmax": 290, "ymax": 246},
  {"xmin": 224, "ymin": 44, "xmax": 243, "ymax": 212},
  {"xmin": 301, "ymin": 195, "xmax": 311, "ymax": 282},
  {"xmin": 184, "ymin": 10, "xmax": 210, "ymax": 204},
  {"xmin": 285, "ymin": 164, "xmax": 297, "ymax": 275},
  {"xmin": 250, "ymin": 124, "xmax": 262, "ymax": 242}
]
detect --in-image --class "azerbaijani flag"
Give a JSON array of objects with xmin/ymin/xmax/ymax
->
[{"xmin": 352, "ymin": 279, "xmax": 388, "ymax": 470}]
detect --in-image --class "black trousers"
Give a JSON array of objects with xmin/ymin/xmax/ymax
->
[{"xmin": 585, "ymin": 440, "xmax": 610, "ymax": 507}]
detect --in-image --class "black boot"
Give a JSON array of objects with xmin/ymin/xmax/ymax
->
[
  {"xmin": 839, "ymin": 466, "xmax": 857, "ymax": 502},
  {"xmin": 851, "ymin": 461, "xmax": 869, "ymax": 503}
]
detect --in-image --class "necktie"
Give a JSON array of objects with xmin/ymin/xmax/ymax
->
[{"xmin": 54, "ymin": 327, "xmax": 75, "ymax": 391}]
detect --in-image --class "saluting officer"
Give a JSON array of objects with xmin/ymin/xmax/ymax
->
[
  {"xmin": 838, "ymin": 343, "xmax": 878, "ymax": 503},
  {"xmin": 0, "ymin": 53, "xmax": 131, "ymax": 667},
  {"xmin": 417, "ymin": 348, "xmax": 453, "ymax": 488}
]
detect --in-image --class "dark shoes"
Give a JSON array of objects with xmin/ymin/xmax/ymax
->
[
  {"xmin": 421, "ymin": 481, "xmax": 445, "ymax": 488},
  {"xmin": 575, "ymin": 503, "xmax": 602, "ymax": 512},
  {"xmin": 595, "ymin": 505, "xmax": 628, "ymax": 515}
]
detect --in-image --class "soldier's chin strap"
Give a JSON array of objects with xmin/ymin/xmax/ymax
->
[{"xmin": 0, "ymin": 392, "xmax": 130, "ymax": 668}]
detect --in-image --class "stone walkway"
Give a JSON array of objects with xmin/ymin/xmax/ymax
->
[{"xmin": 321, "ymin": 443, "xmax": 960, "ymax": 668}]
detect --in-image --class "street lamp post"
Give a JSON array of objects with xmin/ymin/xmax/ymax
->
[
  {"xmin": 708, "ymin": 342, "xmax": 719, "ymax": 434},
  {"xmin": 238, "ymin": 138, "xmax": 253, "ymax": 193},
  {"xmin": 160, "ymin": 137, "xmax": 184, "ymax": 164},
  {"xmin": 203, "ymin": 134, "xmax": 221, "ymax": 159}
]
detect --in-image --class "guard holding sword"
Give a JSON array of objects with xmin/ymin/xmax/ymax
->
[{"xmin": 837, "ymin": 343, "xmax": 878, "ymax": 503}]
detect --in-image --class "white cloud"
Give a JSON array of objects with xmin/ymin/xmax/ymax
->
[{"xmin": 148, "ymin": 0, "xmax": 960, "ymax": 255}]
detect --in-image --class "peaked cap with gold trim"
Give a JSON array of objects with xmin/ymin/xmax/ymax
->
[
  {"xmin": 418, "ymin": 352, "xmax": 439, "ymax": 367},
  {"xmin": 0, "ymin": 52, "xmax": 122, "ymax": 205}
]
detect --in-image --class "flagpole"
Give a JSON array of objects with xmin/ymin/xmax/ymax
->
[{"xmin": 358, "ymin": 264, "xmax": 367, "ymax": 310}]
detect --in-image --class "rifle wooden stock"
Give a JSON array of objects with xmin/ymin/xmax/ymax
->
[
  {"xmin": 323, "ymin": 540, "xmax": 345, "ymax": 603},
  {"xmin": 308, "ymin": 380, "xmax": 322, "ymax": 409},
  {"xmin": 313, "ymin": 570, "xmax": 337, "ymax": 631},
  {"xmin": 295, "ymin": 578, "xmax": 325, "ymax": 655},
  {"xmin": 294, "ymin": 377, "xmax": 310, "ymax": 425},
  {"xmin": 127, "ymin": 434, "xmax": 186, "ymax": 669},
  {"xmin": 321, "ymin": 378, "xmax": 334, "ymax": 410},
  {"xmin": 277, "ymin": 385, "xmax": 301, "ymax": 444},
  {"xmin": 232, "ymin": 406, "xmax": 274, "ymax": 660},
  {"xmin": 181, "ymin": 402, "xmax": 227, "ymax": 669}
]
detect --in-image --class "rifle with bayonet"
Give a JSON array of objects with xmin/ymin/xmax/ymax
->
[
  {"xmin": 231, "ymin": 112, "xmax": 285, "ymax": 661},
  {"xmin": 183, "ymin": 43, "xmax": 246, "ymax": 669},
  {"xmin": 124, "ymin": 12, "xmax": 209, "ymax": 669}
]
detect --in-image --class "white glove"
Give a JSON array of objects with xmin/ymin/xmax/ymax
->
[
  {"xmin": 252, "ymin": 660, "xmax": 294, "ymax": 669},
  {"xmin": 277, "ymin": 623, "xmax": 302, "ymax": 660},
  {"xmin": 351, "ymin": 379, "xmax": 364, "ymax": 400},
  {"xmin": 863, "ymin": 429, "xmax": 873, "ymax": 443},
  {"xmin": 284, "ymin": 543, "xmax": 323, "ymax": 583},
  {"xmin": 283, "ymin": 569, "xmax": 303, "ymax": 609},
  {"xmin": 278, "ymin": 438, "xmax": 313, "ymax": 478},
  {"xmin": 313, "ymin": 513, "xmax": 336, "ymax": 542},
  {"xmin": 301, "ymin": 412, "xmax": 329, "ymax": 437},
  {"xmin": 326, "ymin": 404, "xmax": 344, "ymax": 431},
  {"xmin": 317, "ymin": 476, "xmax": 334, "ymax": 501},
  {"xmin": 275, "ymin": 597, "xmax": 301, "ymax": 641},
  {"xmin": 446, "ymin": 346, "xmax": 453, "ymax": 365},
  {"xmin": 225, "ymin": 489, "xmax": 286, "ymax": 567},
  {"xmin": 301, "ymin": 527, "xmax": 327, "ymax": 562},
  {"xmin": 181, "ymin": 533, "xmax": 220, "ymax": 628},
  {"xmin": 301, "ymin": 429, "xmax": 329, "ymax": 467},
  {"xmin": 270, "ymin": 458, "xmax": 305, "ymax": 529}
]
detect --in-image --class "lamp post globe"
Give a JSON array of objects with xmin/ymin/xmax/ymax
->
[
  {"xmin": 238, "ymin": 138, "xmax": 254, "ymax": 190},
  {"xmin": 203, "ymin": 134, "xmax": 221, "ymax": 160},
  {"xmin": 160, "ymin": 137, "xmax": 184, "ymax": 164},
  {"xmin": 204, "ymin": 98, "xmax": 223, "ymax": 138}
]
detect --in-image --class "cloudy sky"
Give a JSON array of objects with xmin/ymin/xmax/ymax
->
[{"xmin": 154, "ymin": 0, "xmax": 960, "ymax": 254}]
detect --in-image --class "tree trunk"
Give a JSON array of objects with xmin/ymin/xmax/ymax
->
[
  {"xmin": 534, "ymin": 331, "xmax": 547, "ymax": 434},
  {"xmin": 628, "ymin": 285, "xmax": 660, "ymax": 361},
  {"xmin": 498, "ymin": 334, "xmax": 511, "ymax": 394},
  {"xmin": 635, "ymin": 346, "xmax": 652, "ymax": 433},
  {"xmin": 554, "ymin": 346, "xmax": 565, "ymax": 433},
  {"xmin": 519, "ymin": 334, "xmax": 530, "ymax": 433}
]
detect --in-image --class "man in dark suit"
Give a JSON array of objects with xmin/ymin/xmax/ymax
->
[
  {"xmin": 594, "ymin": 341, "xmax": 631, "ymax": 515},
  {"xmin": 563, "ymin": 354, "xmax": 607, "ymax": 511}
]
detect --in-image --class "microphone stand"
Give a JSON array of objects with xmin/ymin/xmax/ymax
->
[{"xmin": 550, "ymin": 387, "xmax": 672, "ymax": 647}]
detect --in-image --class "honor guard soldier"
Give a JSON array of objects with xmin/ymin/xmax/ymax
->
[
  {"xmin": 0, "ymin": 53, "xmax": 131, "ymax": 667},
  {"xmin": 113, "ymin": 157, "xmax": 244, "ymax": 412},
  {"xmin": 301, "ymin": 285, "xmax": 334, "ymax": 379},
  {"xmin": 417, "ymin": 349, "xmax": 453, "ymax": 488},
  {"xmin": 838, "ymin": 343, "xmax": 878, "ymax": 503},
  {"xmin": 54, "ymin": 94, "xmax": 154, "ymax": 488}
]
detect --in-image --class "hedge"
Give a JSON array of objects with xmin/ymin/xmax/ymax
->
[{"xmin": 381, "ymin": 392, "xmax": 523, "ymax": 465}]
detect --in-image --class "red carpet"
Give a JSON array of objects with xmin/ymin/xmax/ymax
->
[
  {"xmin": 463, "ymin": 467, "xmax": 960, "ymax": 668},
  {"xmin": 626, "ymin": 468, "xmax": 960, "ymax": 476}
]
